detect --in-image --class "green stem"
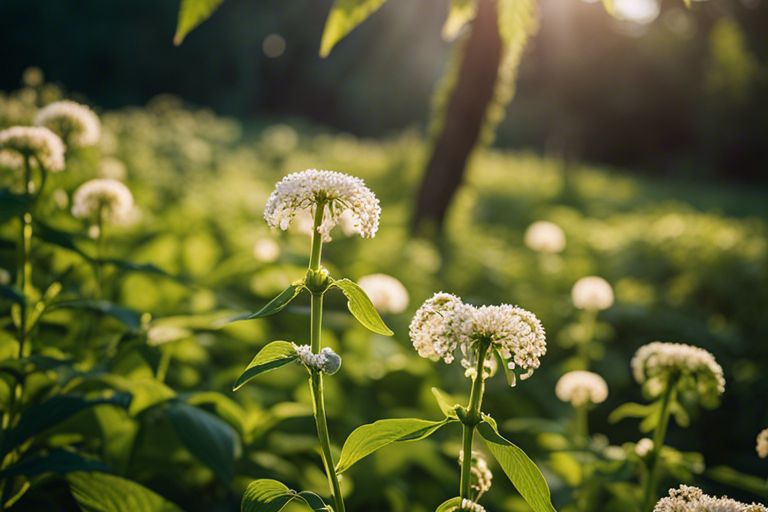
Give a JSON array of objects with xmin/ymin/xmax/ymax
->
[
  {"xmin": 306, "ymin": 202, "xmax": 345, "ymax": 512},
  {"xmin": 641, "ymin": 378, "xmax": 677, "ymax": 512},
  {"xmin": 575, "ymin": 403, "xmax": 589, "ymax": 447},
  {"xmin": 460, "ymin": 341, "xmax": 490, "ymax": 500},
  {"xmin": 16, "ymin": 156, "xmax": 33, "ymax": 358},
  {"xmin": 95, "ymin": 205, "xmax": 105, "ymax": 299},
  {"xmin": 577, "ymin": 309, "xmax": 597, "ymax": 369},
  {"xmin": 156, "ymin": 345, "xmax": 172, "ymax": 383}
]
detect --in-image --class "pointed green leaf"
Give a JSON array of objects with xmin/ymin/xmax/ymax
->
[
  {"xmin": 174, "ymin": 0, "xmax": 225, "ymax": 45},
  {"xmin": 68, "ymin": 472, "xmax": 182, "ymax": 512},
  {"xmin": 494, "ymin": 348, "xmax": 516, "ymax": 387},
  {"xmin": 477, "ymin": 421, "xmax": 556, "ymax": 512},
  {"xmin": 435, "ymin": 497, "xmax": 463, "ymax": 512},
  {"xmin": 319, "ymin": 0, "xmax": 388, "ymax": 57},
  {"xmin": 442, "ymin": 0, "xmax": 476, "ymax": 41},
  {"xmin": 608, "ymin": 402, "xmax": 656, "ymax": 424},
  {"xmin": 336, "ymin": 417, "xmax": 454, "ymax": 474},
  {"xmin": 233, "ymin": 341, "xmax": 298, "ymax": 391},
  {"xmin": 241, "ymin": 479, "xmax": 297, "ymax": 512},
  {"xmin": 231, "ymin": 283, "xmax": 305, "ymax": 323},
  {"xmin": 431, "ymin": 387, "xmax": 460, "ymax": 419},
  {"xmin": 331, "ymin": 278, "xmax": 393, "ymax": 335},
  {"xmin": 166, "ymin": 401, "xmax": 241, "ymax": 483},
  {"xmin": 0, "ymin": 449, "xmax": 110, "ymax": 478}
]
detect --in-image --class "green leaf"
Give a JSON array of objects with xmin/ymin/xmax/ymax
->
[
  {"xmin": 319, "ymin": 0, "xmax": 388, "ymax": 57},
  {"xmin": 165, "ymin": 401, "xmax": 241, "ymax": 483},
  {"xmin": 494, "ymin": 348, "xmax": 516, "ymax": 388},
  {"xmin": 431, "ymin": 387, "xmax": 460, "ymax": 419},
  {"xmin": 608, "ymin": 402, "xmax": 655, "ymax": 424},
  {"xmin": 0, "ymin": 189, "xmax": 30, "ymax": 222},
  {"xmin": 442, "ymin": 0, "xmax": 476, "ymax": 41},
  {"xmin": 174, "ymin": 0, "xmax": 225, "ymax": 45},
  {"xmin": 1, "ymin": 394, "xmax": 131, "ymax": 457},
  {"xmin": 435, "ymin": 497, "xmax": 463, "ymax": 512},
  {"xmin": 331, "ymin": 279, "xmax": 393, "ymax": 336},
  {"xmin": 241, "ymin": 479, "xmax": 296, "ymax": 512},
  {"xmin": 233, "ymin": 341, "xmax": 298, "ymax": 391},
  {"xmin": 477, "ymin": 421, "xmax": 556, "ymax": 512},
  {"xmin": 0, "ymin": 449, "xmax": 110, "ymax": 478},
  {"xmin": 232, "ymin": 283, "xmax": 305, "ymax": 322},
  {"xmin": 51, "ymin": 300, "xmax": 143, "ymax": 330},
  {"xmin": 34, "ymin": 221, "xmax": 90, "ymax": 260},
  {"xmin": 296, "ymin": 491, "xmax": 333, "ymax": 511},
  {"xmin": 706, "ymin": 465, "xmax": 768, "ymax": 497},
  {"xmin": 68, "ymin": 471, "xmax": 182, "ymax": 512},
  {"xmin": 336, "ymin": 417, "xmax": 454, "ymax": 474},
  {"xmin": 671, "ymin": 401, "xmax": 690, "ymax": 428}
]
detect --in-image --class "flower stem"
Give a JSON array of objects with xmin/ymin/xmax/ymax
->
[
  {"xmin": 460, "ymin": 341, "xmax": 490, "ymax": 500},
  {"xmin": 641, "ymin": 377, "xmax": 677, "ymax": 512},
  {"xmin": 577, "ymin": 309, "xmax": 597, "ymax": 369},
  {"xmin": 94, "ymin": 204, "xmax": 105, "ymax": 299},
  {"xmin": 306, "ymin": 202, "xmax": 345, "ymax": 512},
  {"xmin": 575, "ymin": 403, "xmax": 589, "ymax": 447}
]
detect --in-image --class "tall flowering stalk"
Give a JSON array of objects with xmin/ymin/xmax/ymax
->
[
  {"xmin": 234, "ymin": 169, "xmax": 392, "ymax": 512},
  {"xmin": 627, "ymin": 342, "xmax": 725, "ymax": 511},
  {"xmin": 570, "ymin": 275, "xmax": 614, "ymax": 368}
]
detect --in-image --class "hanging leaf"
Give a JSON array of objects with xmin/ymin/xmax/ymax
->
[
  {"xmin": 68, "ymin": 471, "xmax": 182, "ymax": 512},
  {"xmin": 51, "ymin": 300, "xmax": 143, "ymax": 331},
  {"xmin": 241, "ymin": 479, "xmax": 331, "ymax": 512},
  {"xmin": 319, "ymin": 0, "xmax": 389, "ymax": 57},
  {"xmin": 230, "ymin": 283, "xmax": 305, "ymax": 323},
  {"xmin": 443, "ymin": 0, "xmax": 477, "ymax": 41},
  {"xmin": 233, "ymin": 341, "xmax": 298, "ymax": 391},
  {"xmin": 435, "ymin": 497, "xmax": 463, "ymax": 512},
  {"xmin": 165, "ymin": 401, "xmax": 241, "ymax": 483},
  {"xmin": 174, "ymin": 0, "xmax": 225, "ymax": 45},
  {"xmin": 0, "ymin": 449, "xmax": 110, "ymax": 478},
  {"xmin": 331, "ymin": 279, "xmax": 393, "ymax": 336},
  {"xmin": 477, "ymin": 421, "xmax": 556, "ymax": 512},
  {"xmin": 336, "ymin": 417, "xmax": 454, "ymax": 474},
  {"xmin": 1, "ymin": 394, "xmax": 132, "ymax": 458},
  {"xmin": 431, "ymin": 387, "xmax": 461, "ymax": 419}
]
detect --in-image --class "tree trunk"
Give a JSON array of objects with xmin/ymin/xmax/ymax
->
[{"xmin": 412, "ymin": 0, "xmax": 503, "ymax": 234}]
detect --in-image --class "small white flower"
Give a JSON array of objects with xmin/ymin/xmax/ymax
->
[
  {"xmin": 458, "ymin": 450, "xmax": 493, "ymax": 499},
  {"xmin": 98, "ymin": 157, "xmax": 127, "ymax": 180},
  {"xmin": 459, "ymin": 499, "xmax": 486, "ymax": 512},
  {"xmin": 631, "ymin": 342, "xmax": 725, "ymax": 407},
  {"xmin": 252, "ymin": 238, "xmax": 281, "ymax": 263},
  {"xmin": 635, "ymin": 438, "xmax": 654, "ymax": 457},
  {"xmin": 0, "ymin": 126, "xmax": 65, "ymax": 172},
  {"xmin": 72, "ymin": 179, "xmax": 134, "ymax": 225},
  {"xmin": 571, "ymin": 276, "xmax": 614, "ymax": 311},
  {"xmin": 293, "ymin": 344, "xmax": 342, "ymax": 374},
  {"xmin": 555, "ymin": 370, "xmax": 608, "ymax": 407},
  {"xmin": 524, "ymin": 221, "xmax": 566, "ymax": 253},
  {"xmin": 654, "ymin": 485, "xmax": 767, "ymax": 512},
  {"xmin": 0, "ymin": 268, "xmax": 10, "ymax": 286},
  {"xmin": 757, "ymin": 428, "xmax": 768, "ymax": 459},
  {"xmin": 409, "ymin": 293, "xmax": 470, "ymax": 364},
  {"xmin": 35, "ymin": 100, "xmax": 101, "ymax": 148},
  {"xmin": 264, "ymin": 169, "xmax": 381, "ymax": 241},
  {"xmin": 357, "ymin": 274, "xmax": 409, "ymax": 314}
]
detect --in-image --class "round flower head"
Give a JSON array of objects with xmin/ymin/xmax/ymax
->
[
  {"xmin": 263, "ymin": 169, "xmax": 381, "ymax": 241},
  {"xmin": 35, "ymin": 100, "xmax": 101, "ymax": 148},
  {"xmin": 458, "ymin": 450, "xmax": 493, "ymax": 500},
  {"xmin": 757, "ymin": 428, "xmax": 768, "ymax": 459},
  {"xmin": 524, "ymin": 220, "xmax": 566, "ymax": 253},
  {"xmin": 654, "ymin": 485, "xmax": 767, "ymax": 512},
  {"xmin": 71, "ymin": 179, "xmax": 134, "ymax": 225},
  {"xmin": 0, "ymin": 126, "xmax": 65, "ymax": 172},
  {"xmin": 409, "ymin": 292, "xmax": 470, "ymax": 364},
  {"xmin": 631, "ymin": 342, "xmax": 725, "ymax": 408},
  {"xmin": 358, "ymin": 273, "xmax": 409, "ymax": 314},
  {"xmin": 571, "ymin": 276, "xmax": 614, "ymax": 311},
  {"xmin": 555, "ymin": 370, "xmax": 608, "ymax": 407}
]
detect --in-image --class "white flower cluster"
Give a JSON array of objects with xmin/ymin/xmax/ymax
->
[
  {"xmin": 459, "ymin": 499, "xmax": 486, "ymax": 512},
  {"xmin": 635, "ymin": 438, "xmax": 654, "ymax": 457},
  {"xmin": 264, "ymin": 169, "xmax": 381, "ymax": 241},
  {"xmin": 293, "ymin": 344, "xmax": 342, "ymax": 375},
  {"xmin": 571, "ymin": 276, "xmax": 614, "ymax": 311},
  {"xmin": 409, "ymin": 293, "xmax": 546, "ymax": 385},
  {"xmin": 71, "ymin": 179, "xmax": 134, "ymax": 225},
  {"xmin": 0, "ymin": 126, "xmax": 65, "ymax": 172},
  {"xmin": 524, "ymin": 221, "xmax": 566, "ymax": 253},
  {"xmin": 631, "ymin": 342, "xmax": 725, "ymax": 406},
  {"xmin": 458, "ymin": 450, "xmax": 493, "ymax": 499},
  {"xmin": 35, "ymin": 100, "xmax": 101, "ymax": 148},
  {"xmin": 358, "ymin": 274, "xmax": 409, "ymax": 314},
  {"xmin": 654, "ymin": 485, "xmax": 767, "ymax": 512},
  {"xmin": 757, "ymin": 428, "xmax": 768, "ymax": 459},
  {"xmin": 555, "ymin": 370, "xmax": 609, "ymax": 407}
]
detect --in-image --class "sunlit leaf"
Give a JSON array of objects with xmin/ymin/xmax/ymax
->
[
  {"xmin": 174, "ymin": 0, "xmax": 225, "ymax": 45},
  {"xmin": 477, "ymin": 421, "xmax": 556, "ymax": 512},
  {"xmin": 608, "ymin": 402, "xmax": 656, "ymax": 424},
  {"xmin": 68, "ymin": 471, "xmax": 182, "ymax": 512},
  {"xmin": 431, "ymin": 387, "xmax": 460, "ymax": 419},
  {"xmin": 336, "ymin": 417, "xmax": 454, "ymax": 474},
  {"xmin": 0, "ymin": 449, "xmax": 110, "ymax": 478},
  {"xmin": 231, "ymin": 283, "xmax": 305, "ymax": 323},
  {"xmin": 331, "ymin": 278, "xmax": 393, "ymax": 335},
  {"xmin": 241, "ymin": 479, "xmax": 330, "ymax": 512},
  {"xmin": 443, "ymin": 0, "xmax": 476, "ymax": 41},
  {"xmin": 233, "ymin": 341, "xmax": 298, "ymax": 391},
  {"xmin": 319, "ymin": 0, "xmax": 388, "ymax": 57},
  {"xmin": 165, "ymin": 401, "xmax": 241, "ymax": 483},
  {"xmin": 435, "ymin": 497, "xmax": 463, "ymax": 512}
]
